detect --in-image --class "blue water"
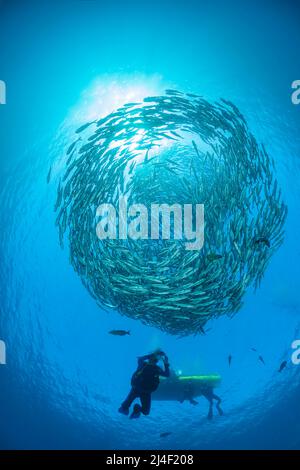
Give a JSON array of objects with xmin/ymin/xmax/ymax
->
[{"xmin": 1, "ymin": 0, "xmax": 300, "ymax": 450}]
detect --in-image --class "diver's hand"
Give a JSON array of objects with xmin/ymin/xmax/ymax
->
[{"xmin": 163, "ymin": 355, "xmax": 169, "ymax": 366}]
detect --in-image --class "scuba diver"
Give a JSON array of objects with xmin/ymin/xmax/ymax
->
[
  {"xmin": 201, "ymin": 386, "xmax": 223, "ymax": 420},
  {"xmin": 119, "ymin": 349, "xmax": 170, "ymax": 419},
  {"xmin": 179, "ymin": 380, "xmax": 223, "ymax": 419},
  {"xmin": 179, "ymin": 379, "xmax": 199, "ymax": 406}
]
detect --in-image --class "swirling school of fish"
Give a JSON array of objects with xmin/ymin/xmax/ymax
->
[{"xmin": 53, "ymin": 89, "xmax": 287, "ymax": 336}]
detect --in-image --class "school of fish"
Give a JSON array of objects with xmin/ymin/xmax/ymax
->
[{"xmin": 52, "ymin": 89, "xmax": 288, "ymax": 336}]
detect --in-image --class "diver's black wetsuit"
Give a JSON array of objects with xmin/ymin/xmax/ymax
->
[
  {"xmin": 180, "ymin": 381, "xmax": 199, "ymax": 405},
  {"xmin": 202, "ymin": 387, "xmax": 223, "ymax": 419},
  {"xmin": 120, "ymin": 354, "xmax": 170, "ymax": 417}
]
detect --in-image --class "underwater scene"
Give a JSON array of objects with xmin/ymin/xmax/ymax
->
[{"xmin": 0, "ymin": 0, "xmax": 300, "ymax": 450}]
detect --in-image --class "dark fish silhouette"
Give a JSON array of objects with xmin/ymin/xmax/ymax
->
[
  {"xmin": 75, "ymin": 120, "xmax": 96, "ymax": 134},
  {"xmin": 254, "ymin": 237, "xmax": 271, "ymax": 248},
  {"xmin": 228, "ymin": 355, "xmax": 232, "ymax": 366},
  {"xmin": 278, "ymin": 360, "xmax": 287, "ymax": 373},
  {"xmin": 207, "ymin": 253, "xmax": 223, "ymax": 262},
  {"xmin": 251, "ymin": 348, "xmax": 257, "ymax": 352},
  {"xmin": 160, "ymin": 432, "xmax": 172, "ymax": 438},
  {"xmin": 66, "ymin": 139, "xmax": 79, "ymax": 155},
  {"xmin": 47, "ymin": 166, "xmax": 52, "ymax": 184},
  {"xmin": 109, "ymin": 330, "xmax": 130, "ymax": 336},
  {"xmin": 192, "ymin": 140, "xmax": 201, "ymax": 158},
  {"xmin": 258, "ymin": 355, "xmax": 265, "ymax": 365}
]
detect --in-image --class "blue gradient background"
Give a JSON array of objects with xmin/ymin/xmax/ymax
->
[{"xmin": 0, "ymin": 0, "xmax": 300, "ymax": 450}]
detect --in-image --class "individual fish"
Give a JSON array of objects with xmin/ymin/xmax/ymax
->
[
  {"xmin": 191, "ymin": 140, "xmax": 201, "ymax": 158},
  {"xmin": 75, "ymin": 120, "xmax": 96, "ymax": 134},
  {"xmin": 186, "ymin": 93, "xmax": 199, "ymax": 98},
  {"xmin": 251, "ymin": 348, "xmax": 257, "ymax": 352},
  {"xmin": 160, "ymin": 432, "xmax": 172, "ymax": 438},
  {"xmin": 258, "ymin": 355, "xmax": 265, "ymax": 365},
  {"xmin": 66, "ymin": 138, "xmax": 81, "ymax": 155},
  {"xmin": 278, "ymin": 360, "xmax": 287, "ymax": 373},
  {"xmin": 47, "ymin": 166, "xmax": 52, "ymax": 184},
  {"xmin": 206, "ymin": 253, "xmax": 223, "ymax": 262},
  {"xmin": 54, "ymin": 180, "xmax": 63, "ymax": 211},
  {"xmin": 254, "ymin": 237, "xmax": 271, "ymax": 248},
  {"xmin": 228, "ymin": 355, "xmax": 232, "ymax": 366},
  {"xmin": 165, "ymin": 89, "xmax": 182, "ymax": 96},
  {"xmin": 233, "ymin": 241, "xmax": 242, "ymax": 258},
  {"xmin": 109, "ymin": 330, "xmax": 130, "ymax": 336}
]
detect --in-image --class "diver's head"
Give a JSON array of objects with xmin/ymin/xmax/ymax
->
[{"xmin": 149, "ymin": 354, "xmax": 159, "ymax": 365}]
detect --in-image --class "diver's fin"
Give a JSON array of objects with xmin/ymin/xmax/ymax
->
[
  {"xmin": 118, "ymin": 406, "xmax": 129, "ymax": 416},
  {"xmin": 130, "ymin": 404, "xmax": 141, "ymax": 419}
]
